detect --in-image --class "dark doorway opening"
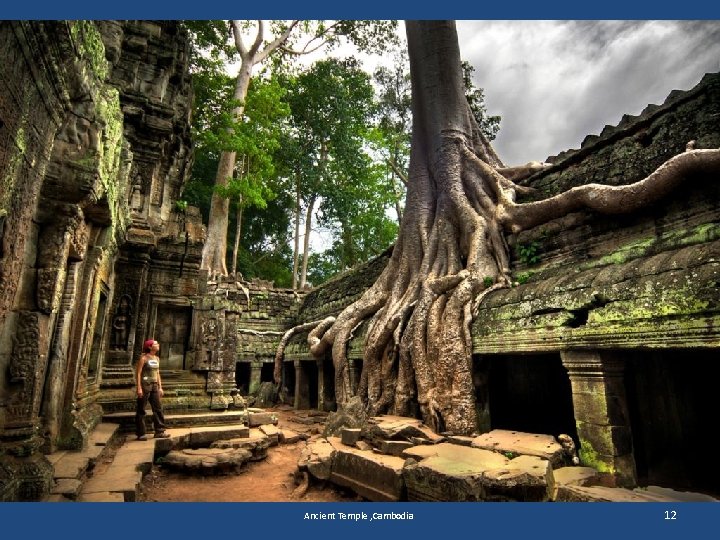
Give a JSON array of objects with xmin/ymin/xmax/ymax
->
[
  {"xmin": 302, "ymin": 361, "xmax": 318, "ymax": 409},
  {"xmin": 624, "ymin": 350, "xmax": 719, "ymax": 496},
  {"xmin": 323, "ymin": 355, "xmax": 336, "ymax": 412},
  {"xmin": 154, "ymin": 305, "xmax": 192, "ymax": 370},
  {"xmin": 487, "ymin": 354, "xmax": 578, "ymax": 445},
  {"xmin": 235, "ymin": 362, "xmax": 251, "ymax": 394},
  {"xmin": 261, "ymin": 362, "xmax": 274, "ymax": 382},
  {"xmin": 281, "ymin": 361, "xmax": 295, "ymax": 405}
]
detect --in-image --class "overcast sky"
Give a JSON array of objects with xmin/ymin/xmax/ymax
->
[{"xmin": 455, "ymin": 20, "xmax": 720, "ymax": 165}]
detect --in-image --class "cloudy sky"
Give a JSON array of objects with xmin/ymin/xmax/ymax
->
[{"xmin": 455, "ymin": 20, "xmax": 720, "ymax": 165}]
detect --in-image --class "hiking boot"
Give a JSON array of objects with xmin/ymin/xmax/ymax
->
[
  {"xmin": 136, "ymin": 435, "xmax": 147, "ymax": 441},
  {"xmin": 155, "ymin": 432, "xmax": 170, "ymax": 439}
]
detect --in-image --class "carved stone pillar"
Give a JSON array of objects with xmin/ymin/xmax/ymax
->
[
  {"xmin": 316, "ymin": 359, "xmax": 326, "ymax": 412},
  {"xmin": 348, "ymin": 358, "xmax": 360, "ymax": 396},
  {"xmin": 249, "ymin": 362, "xmax": 262, "ymax": 396},
  {"xmin": 561, "ymin": 350, "xmax": 637, "ymax": 487}
]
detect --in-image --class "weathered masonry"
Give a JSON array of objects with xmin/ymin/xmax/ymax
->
[{"xmin": 0, "ymin": 21, "xmax": 199, "ymax": 500}]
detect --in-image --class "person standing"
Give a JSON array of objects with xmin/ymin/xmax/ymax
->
[{"xmin": 135, "ymin": 339, "xmax": 170, "ymax": 440}]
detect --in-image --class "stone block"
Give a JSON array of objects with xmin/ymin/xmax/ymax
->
[
  {"xmin": 481, "ymin": 455, "xmax": 555, "ymax": 502},
  {"xmin": 298, "ymin": 437, "xmax": 340, "ymax": 481},
  {"xmin": 258, "ymin": 424, "xmax": 280, "ymax": 446},
  {"xmin": 162, "ymin": 447, "xmax": 253, "ymax": 473},
  {"xmin": 471, "ymin": 430, "xmax": 565, "ymax": 467},
  {"xmin": 279, "ymin": 429, "xmax": 306, "ymax": 444},
  {"xmin": 378, "ymin": 440, "xmax": 415, "ymax": 456},
  {"xmin": 330, "ymin": 446, "xmax": 406, "ymax": 501},
  {"xmin": 402, "ymin": 443, "xmax": 507, "ymax": 501},
  {"xmin": 341, "ymin": 428, "xmax": 362, "ymax": 446},
  {"xmin": 363, "ymin": 415, "xmax": 442, "ymax": 445},
  {"xmin": 248, "ymin": 412, "xmax": 277, "ymax": 427},
  {"xmin": 50, "ymin": 479, "xmax": 82, "ymax": 499}
]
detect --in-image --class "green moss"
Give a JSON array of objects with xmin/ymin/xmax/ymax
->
[
  {"xmin": 588, "ymin": 286, "xmax": 710, "ymax": 324},
  {"xmin": 578, "ymin": 441, "xmax": 613, "ymax": 474},
  {"xmin": 70, "ymin": 21, "xmax": 109, "ymax": 81}
]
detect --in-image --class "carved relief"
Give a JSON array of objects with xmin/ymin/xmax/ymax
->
[
  {"xmin": 110, "ymin": 295, "xmax": 133, "ymax": 350},
  {"xmin": 6, "ymin": 312, "xmax": 44, "ymax": 425}
]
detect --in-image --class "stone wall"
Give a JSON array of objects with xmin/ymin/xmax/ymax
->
[{"xmin": 0, "ymin": 21, "xmax": 195, "ymax": 500}]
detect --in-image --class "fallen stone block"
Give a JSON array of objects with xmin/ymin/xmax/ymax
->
[
  {"xmin": 341, "ymin": 428, "xmax": 362, "ymax": 447},
  {"xmin": 471, "ymin": 430, "xmax": 565, "ymax": 467},
  {"xmin": 481, "ymin": 455, "xmax": 554, "ymax": 502},
  {"xmin": 552, "ymin": 466, "xmax": 608, "ymax": 500},
  {"xmin": 248, "ymin": 412, "xmax": 277, "ymax": 427},
  {"xmin": 364, "ymin": 415, "xmax": 443, "ymax": 446},
  {"xmin": 258, "ymin": 424, "xmax": 280, "ymax": 446},
  {"xmin": 403, "ymin": 443, "xmax": 507, "ymax": 501},
  {"xmin": 162, "ymin": 447, "xmax": 252, "ymax": 474},
  {"xmin": 378, "ymin": 440, "xmax": 415, "ymax": 456},
  {"xmin": 50, "ymin": 479, "xmax": 82, "ymax": 499},
  {"xmin": 330, "ymin": 445, "xmax": 406, "ymax": 501},
  {"xmin": 279, "ymin": 429, "xmax": 306, "ymax": 444},
  {"xmin": 446, "ymin": 435, "xmax": 475, "ymax": 447},
  {"xmin": 298, "ymin": 437, "xmax": 341, "ymax": 481}
]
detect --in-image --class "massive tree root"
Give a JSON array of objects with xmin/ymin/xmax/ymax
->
[{"xmin": 275, "ymin": 21, "xmax": 720, "ymax": 435}]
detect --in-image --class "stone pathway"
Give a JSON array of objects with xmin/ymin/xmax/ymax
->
[{"xmin": 44, "ymin": 412, "xmax": 718, "ymax": 503}]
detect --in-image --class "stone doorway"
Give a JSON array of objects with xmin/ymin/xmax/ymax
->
[
  {"xmin": 235, "ymin": 362, "xmax": 251, "ymax": 394},
  {"xmin": 624, "ymin": 350, "xmax": 719, "ymax": 496},
  {"xmin": 485, "ymin": 354, "xmax": 578, "ymax": 444},
  {"xmin": 154, "ymin": 305, "xmax": 192, "ymax": 370}
]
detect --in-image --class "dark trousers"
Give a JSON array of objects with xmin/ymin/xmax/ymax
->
[{"xmin": 135, "ymin": 382, "xmax": 166, "ymax": 436}]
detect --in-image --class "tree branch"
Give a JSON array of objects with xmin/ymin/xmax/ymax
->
[
  {"xmin": 386, "ymin": 158, "xmax": 409, "ymax": 186},
  {"xmin": 255, "ymin": 20, "xmax": 300, "ymax": 64},
  {"xmin": 231, "ymin": 20, "xmax": 248, "ymax": 59},
  {"xmin": 503, "ymin": 148, "xmax": 720, "ymax": 233}
]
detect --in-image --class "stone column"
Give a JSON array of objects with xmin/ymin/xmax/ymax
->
[
  {"xmin": 348, "ymin": 358, "xmax": 360, "ymax": 396},
  {"xmin": 561, "ymin": 350, "xmax": 636, "ymax": 487},
  {"xmin": 317, "ymin": 359, "xmax": 326, "ymax": 412},
  {"xmin": 249, "ymin": 361, "xmax": 263, "ymax": 395}
]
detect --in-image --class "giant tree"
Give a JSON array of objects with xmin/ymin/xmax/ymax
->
[{"xmin": 276, "ymin": 21, "xmax": 720, "ymax": 435}]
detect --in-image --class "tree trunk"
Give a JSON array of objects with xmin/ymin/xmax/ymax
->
[
  {"xmin": 200, "ymin": 60, "xmax": 253, "ymax": 277},
  {"xmin": 231, "ymin": 201, "xmax": 243, "ymax": 276},
  {"xmin": 292, "ymin": 176, "xmax": 301, "ymax": 291},
  {"xmin": 299, "ymin": 195, "xmax": 316, "ymax": 289}
]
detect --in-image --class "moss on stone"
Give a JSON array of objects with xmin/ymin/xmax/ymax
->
[
  {"xmin": 578, "ymin": 440, "xmax": 613, "ymax": 474},
  {"xmin": 70, "ymin": 21, "xmax": 109, "ymax": 81}
]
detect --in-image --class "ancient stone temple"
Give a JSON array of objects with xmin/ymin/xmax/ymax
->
[
  {"xmin": 0, "ymin": 21, "xmax": 199, "ymax": 500},
  {"xmin": 1, "ymin": 19, "xmax": 719, "ymax": 502}
]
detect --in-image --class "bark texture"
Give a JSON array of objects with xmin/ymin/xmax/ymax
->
[{"xmin": 275, "ymin": 21, "xmax": 720, "ymax": 435}]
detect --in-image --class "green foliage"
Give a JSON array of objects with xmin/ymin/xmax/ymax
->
[
  {"xmin": 175, "ymin": 200, "xmax": 188, "ymax": 213},
  {"xmin": 515, "ymin": 272, "xmax": 531, "ymax": 285},
  {"xmin": 483, "ymin": 276, "xmax": 494, "ymax": 288},
  {"xmin": 516, "ymin": 241, "xmax": 541, "ymax": 266}
]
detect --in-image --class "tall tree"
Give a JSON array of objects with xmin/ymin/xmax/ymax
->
[
  {"xmin": 285, "ymin": 58, "xmax": 380, "ymax": 289},
  {"xmin": 277, "ymin": 20, "xmax": 720, "ymax": 435},
  {"xmin": 200, "ymin": 20, "xmax": 397, "ymax": 276}
]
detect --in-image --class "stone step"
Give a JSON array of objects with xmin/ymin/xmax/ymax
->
[
  {"xmin": 103, "ymin": 409, "xmax": 249, "ymax": 430},
  {"xmin": 80, "ymin": 438, "xmax": 155, "ymax": 502},
  {"xmin": 45, "ymin": 423, "xmax": 121, "ymax": 500}
]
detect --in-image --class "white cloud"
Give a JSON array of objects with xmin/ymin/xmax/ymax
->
[{"xmin": 456, "ymin": 20, "xmax": 720, "ymax": 165}]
